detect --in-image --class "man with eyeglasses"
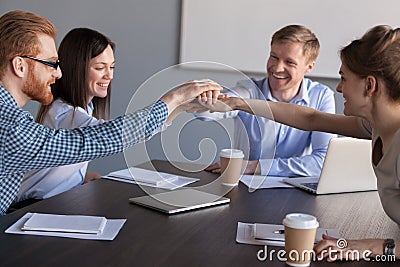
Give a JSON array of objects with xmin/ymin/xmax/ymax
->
[
  {"xmin": 0, "ymin": 10, "xmax": 222, "ymax": 215},
  {"xmin": 20, "ymin": 56, "xmax": 60, "ymax": 69}
]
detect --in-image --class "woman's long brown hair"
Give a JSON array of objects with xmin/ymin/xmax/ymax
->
[{"xmin": 36, "ymin": 28, "xmax": 115, "ymax": 124}]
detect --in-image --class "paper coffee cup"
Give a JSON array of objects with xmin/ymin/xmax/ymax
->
[
  {"xmin": 283, "ymin": 213, "xmax": 319, "ymax": 267},
  {"xmin": 219, "ymin": 149, "xmax": 244, "ymax": 186}
]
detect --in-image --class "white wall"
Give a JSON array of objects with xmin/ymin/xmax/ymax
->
[{"xmin": 181, "ymin": 0, "xmax": 400, "ymax": 78}]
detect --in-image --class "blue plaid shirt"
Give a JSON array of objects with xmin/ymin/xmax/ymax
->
[{"xmin": 0, "ymin": 86, "xmax": 168, "ymax": 215}]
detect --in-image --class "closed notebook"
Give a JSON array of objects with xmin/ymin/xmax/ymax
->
[{"xmin": 21, "ymin": 213, "xmax": 107, "ymax": 234}]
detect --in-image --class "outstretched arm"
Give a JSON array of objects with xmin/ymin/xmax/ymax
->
[{"xmin": 211, "ymin": 97, "xmax": 370, "ymax": 139}]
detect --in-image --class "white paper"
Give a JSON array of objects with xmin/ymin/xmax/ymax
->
[
  {"xmin": 240, "ymin": 175, "xmax": 294, "ymax": 191},
  {"xmin": 5, "ymin": 213, "xmax": 126, "ymax": 241},
  {"xmin": 103, "ymin": 168, "xmax": 199, "ymax": 190},
  {"xmin": 254, "ymin": 223, "xmax": 285, "ymax": 241},
  {"xmin": 236, "ymin": 222, "xmax": 340, "ymax": 247},
  {"xmin": 21, "ymin": 213, "xmax": 107, "ymax": 234},
  {"xmin": 107, "ymin": 167, "xmax": 178, "ymax": 186}
]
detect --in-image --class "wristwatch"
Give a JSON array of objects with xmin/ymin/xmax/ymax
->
[{"xmin": 384, "ymin": 239, "xmax": 395, "ymax": 256}]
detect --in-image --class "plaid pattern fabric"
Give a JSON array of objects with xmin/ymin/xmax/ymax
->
[{"xmin": 0, "ymin": 86, "xmax": 168, "ymax": 214}]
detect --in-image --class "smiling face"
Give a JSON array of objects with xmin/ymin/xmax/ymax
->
[
  {"xmin": 336, "ymin": 63, "xmax": 369, "ymax": 117},
  {"xmin": 86, "ymin": 45, "xmax": 115, "ymax": 103},
  {"xmin": 22, "ymin": 34, "xmax": 62, "ymax": 105},
  {"xmin": 266, "ymin": 41, "xmax": 314, "ymax": 101}
]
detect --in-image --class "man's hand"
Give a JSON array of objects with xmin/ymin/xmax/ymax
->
[
  {"xmin": 243, "ymin": 160, "xmax": 260, "ymax": 174},
  {"xmin": 197, "ymin": 94, "xmax": 236, "ymax": 113},
  {"xmin": 179, "ymin": 96, "xmax": 230, "ymax": 114},
  {"xmin": 160, "ymin": 79, "xmax": 223, "ymax": 116},
  {"xmin": 205, "ymin": 161, "xmax": 222, "ymax": 173},
  {"xmin": 205, "ymin": 160, "xmax": 260, "ymax": 174},
  {"xmin": 84, "ymin": 171, "xmax": 102, "ymax": 184}
]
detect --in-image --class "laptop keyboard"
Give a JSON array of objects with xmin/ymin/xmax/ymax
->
[{"xmin": 301, "ymin": 182, "xmax": 318, "ymax": 190}]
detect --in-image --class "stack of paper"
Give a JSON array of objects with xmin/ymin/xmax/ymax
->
[
  {"xmin": 240, "ymin": 175, "xmax": 294, "ymax": 190},
  {"xmin": 5, "ymin": 213, "xmax": 126, "ymax": 241},
  {"xmin": 21, "ymin": 213, "xmax": 107, "ymax": 234},
  {"xmin": 236, "ymin": 222, "xmax": 340, "ymax": 246},
  {"xmin": 106, "ymin": 167, "xmax": 178, "ymax": 186},
  {"xmin": 103, "ymin": 167, "xmax": 199, "ymax": 190}
]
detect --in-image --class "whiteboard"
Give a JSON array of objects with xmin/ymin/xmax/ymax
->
[{"xmin": 180, "ymin": 0, "xmax": 400, "ymax": 78}]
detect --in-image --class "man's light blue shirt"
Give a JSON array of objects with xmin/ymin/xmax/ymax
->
[{"xmin": 196, "ymin": 77, "xmax": 336, "ymax": 177}]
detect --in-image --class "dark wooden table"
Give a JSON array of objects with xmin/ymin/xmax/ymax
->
[{"xmin": 0, "ymin": 160, "xmax": 398, "ymax": 266}]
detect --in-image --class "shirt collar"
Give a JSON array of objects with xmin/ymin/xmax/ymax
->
[
  {"xmin": 87, "ymin": 101, "xmax": 94, "ymax": 116},
  {"xmin": 0, "ymin": 85, "xmax": 19, "ymax": 107},
  {"xmin": 262, "ymin": 78, "xmax": 310, "ymax": 104}
]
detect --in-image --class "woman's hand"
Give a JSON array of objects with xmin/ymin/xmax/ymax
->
[{"xmin": 314, "ymin": 234, "xmax": 385, "ymax": 262}]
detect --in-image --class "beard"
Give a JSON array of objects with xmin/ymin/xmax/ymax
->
[{"xmin": 22, "ymin": 69, "xmax": 54, "ymax": 105}]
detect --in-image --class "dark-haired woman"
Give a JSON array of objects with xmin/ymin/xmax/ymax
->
[{"xmin": 17, "ymin": 28, "xmax": 115, "ymax": 201}]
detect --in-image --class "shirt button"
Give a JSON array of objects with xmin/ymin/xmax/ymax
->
[{"xmin": 281, "ymin": 131, "xmax": 285, "ymax": 135}]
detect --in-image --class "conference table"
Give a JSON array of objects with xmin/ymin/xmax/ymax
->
[{"xmin": 0, "ymin": 160, "xmax": 398, "ymax": 267}]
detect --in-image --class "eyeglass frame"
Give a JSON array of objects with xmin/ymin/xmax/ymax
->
[{"xmin": 20, "ymin": 55, "xmax": 60, "ymax": 70}]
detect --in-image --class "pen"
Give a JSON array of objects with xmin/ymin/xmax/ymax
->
[{"xmin": 273, "ymin": 230, "xmax": 284, "ymax": 234}]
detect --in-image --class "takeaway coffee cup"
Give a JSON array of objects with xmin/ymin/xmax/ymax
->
[
  {"xmin": 219, "ymin": 149, "xmax": 244, "ymax": 186},
  {"xmin": 283, "ymin": 213, "xmax": 319, "ymax": 266}
]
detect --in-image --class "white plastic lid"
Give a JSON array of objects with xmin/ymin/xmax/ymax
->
[
  {"xmin": 220, "ymin": 149, "xmax": 244, "ymax": 159},
  {"xmin": 283, "ymin": 213, "xmax": 319, "ymax": 229}
]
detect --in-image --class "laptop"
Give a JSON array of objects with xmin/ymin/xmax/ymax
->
[
  {"xmin": 129, "ymin": 188, "xmax": 230, "ymax": 214},
  {"xmin": 283, "ymin": 137, "xmax": 377, "ymax": 194}
]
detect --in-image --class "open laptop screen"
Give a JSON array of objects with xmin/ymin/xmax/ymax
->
[{"xmin": 284, "ymin": 137, "xmax": 377, "ymax": 194}]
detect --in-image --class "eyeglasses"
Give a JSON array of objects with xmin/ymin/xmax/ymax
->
[{"xmin": 20, "ymin": 55, "xmax": 60, "ymax": 70}]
